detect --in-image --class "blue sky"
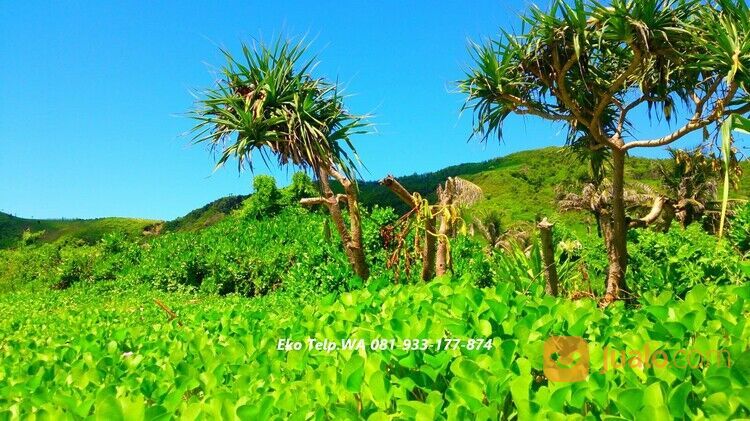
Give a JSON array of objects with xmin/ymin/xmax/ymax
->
[{"xmin": 0, "ymin": 1, "xmax": 715, "ymax": 220}]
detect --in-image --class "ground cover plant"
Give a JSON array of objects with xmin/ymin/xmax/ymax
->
[{"xmin": 2, "ymin": 0, "xmax": 750, "ymax": 419}]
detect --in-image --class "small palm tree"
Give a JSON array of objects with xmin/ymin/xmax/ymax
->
[
  {"xmin": 659, "ymin": 149, "xmax": 722, "ymax": 228},
  {"xmin": 190, "ymin": 38, "xmax": 371, "ymax": 279}
]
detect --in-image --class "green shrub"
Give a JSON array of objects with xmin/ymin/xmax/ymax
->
[
  {"xmin": 52, "ymin": 244, "xmax": 100, "ymax": 289},
  {"xmin": 237, "ymin": 175, "xmax": 282, "ymax": 219},
  {"xmin": 281, "ymin": 171, "xmax": 318, "ymax": 205},
  {"xmin": 626, "ymin": 224, "xmax": 747, "ymax": 297},
  {"xmin": 730, "ymin": 202, "xmax": 750, "ymax": 255}
]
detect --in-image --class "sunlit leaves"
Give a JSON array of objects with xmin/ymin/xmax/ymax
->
[
  {"xmin": 2, "ymin": 275, "xmax": 749, "ymax": 418},
  {"xmin": 190, "ymin": 37, "xmax": 369, "ymax": 180}
]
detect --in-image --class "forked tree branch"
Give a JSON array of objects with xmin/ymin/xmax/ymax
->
[
  {"xmin": 623, "ymin": 83, "xmax": 746, "ymax": 150},
  {"xmin": 593, "ymin": 48, "xmax": 642, "ymax": 143}
]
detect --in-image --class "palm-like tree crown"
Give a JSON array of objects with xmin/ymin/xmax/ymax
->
[
  {"xmin": 190, "ymin": 39, "xmax": 368, "ymax": 179},
  {"xmin": 459, "ymin": 0, "xmax": 750, "ymax": 148}
]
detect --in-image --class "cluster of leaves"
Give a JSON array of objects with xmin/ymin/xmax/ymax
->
[
  {"xmin": 548, "ymin": 222, "xmax": 750, "ymax": 299},
  {"xmin": 1, "ymin": 274, "xmax": 749, "ymax": 419},
  {"xmin": 730, "ymin": 203, "xmax": 750, "ymax": 256},
  {"xmin": 236, "ymin": 172, "xmax": 319, "ymax": 220},
  {"xmin": 627, "ymin": 224, "xmax": 750, "ymax": 298},
  {"xmin": 0, "ymin": 233, "xmax": 142, "ymax": 294},
  {"xmin": 190, "ymin": 38, "xmax": 367, "ymax": 180}
]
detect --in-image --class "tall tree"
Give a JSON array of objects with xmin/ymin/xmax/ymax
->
[
  {"xmin": 460, "ymin": 0, "xmax": 750, "ymax": 304},
  {"xmin": 190, "ymin": 38, "xmax": 371, "ymax": 279}
]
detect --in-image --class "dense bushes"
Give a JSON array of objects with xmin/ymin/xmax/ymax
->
[
  {"xmin": 0, "ymin": 205, "xmax": 400, "ymax": 298},
  {"xmin": 1, "ymin": 185, "xmax": 748, "ymax": 302},
  {"xmin": 730, "ymin": 202, "xmax": 750, "ymax": 255},
  {"xmin": 627, "ymin": 224, "xmax": 750, "ymax": 297}
]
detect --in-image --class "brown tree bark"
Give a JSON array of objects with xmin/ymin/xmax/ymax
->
[
  {"xmin": 308, "ymin": 167, "xmax": 369, "ymax": 280},
  {"xmin": 435, "ymin": 180, "xmax": 455, "ymax": 277},
  {"xmin": 537, "ymin": 218, "xmax": 559, "ymax": 297},
  {"xmin": 329, "ymin": 168, "xmax": 369, "ymax": 280},
  {"xmin": 379, "ymin": 175, "xmax": 436, "ymax": 281},
  {"xmin": 602, "ymin": 149, "xmax": 629, "ymax": 306}
]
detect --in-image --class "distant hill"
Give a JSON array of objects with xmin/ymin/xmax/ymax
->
[
  {"xmin": 164, "ymin": 195, "xmax": 248, "ymax": 232},
  {"xmin": 3, "ymin": 146, "xmax": 748, "ymax": 248},
  {"xmin": 359, "ymin": 147, "xmax": 750, "ymax": 230},
  {"xmin": 0, "ymin": 212, "xmax": 160, "ymax": 249}
]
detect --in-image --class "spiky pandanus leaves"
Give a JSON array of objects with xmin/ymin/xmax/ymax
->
[
  {"xmin": 460, "ymin": 0, "xmax": 750, "ymax": 148},
  {"xmin": 460, "ymin": 0, "xmax": 750, "ymax": 303},
  {"xmin": 189, "ymin": 38, "xmax": 372, "ymax": 279},
  {"xmin": 190, "ymin": 38, "xmax": 368, "ymax": 181}
]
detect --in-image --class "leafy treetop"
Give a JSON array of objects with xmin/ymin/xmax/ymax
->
[{"xmin": 460, "ymin": 0, "xmax": 750, "ymax": 152}]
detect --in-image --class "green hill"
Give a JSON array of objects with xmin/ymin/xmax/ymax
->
[
  {"xmin": 3, "ymin": 146, "xmax": 748, "ymax": 248},
  {"xmin": 0, "ymin": 212, "xmax": 160, "ymax": 249},
  {"xmin": 163, "ymin": 195, "xmax": 248, "ymax": 232},
  {"xmin": 356, "ymin": 147, "xmax": 747, "ymax": 229}
]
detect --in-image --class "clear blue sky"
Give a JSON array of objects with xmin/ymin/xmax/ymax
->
[{"xmin": 0, "ymin": 1, "xmax": 712, "ymax": 220}]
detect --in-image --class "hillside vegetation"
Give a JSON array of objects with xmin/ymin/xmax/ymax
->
[
  {"xmin": 3, "ymin": 147, "xmax": 749, "ymax": 249},
  {"xmin": 0, "ymin": 212, "xmax": 160, "ymax": 249}
]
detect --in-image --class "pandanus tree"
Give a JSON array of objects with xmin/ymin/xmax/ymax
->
[
  {"xmin": 190, "ymin": 39, "xmax": 371, "ymax": 279},
  {"xmin": 658, "ymin": 148, "xmax": 743, "ymax": 228},
  {"xmin": 460, "ymin": 0, "xmax": 750, "ymax": 304}
]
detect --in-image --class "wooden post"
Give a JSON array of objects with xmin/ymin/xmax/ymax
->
[{"xmin": 537, "ymin": 218, "xmax": 559, "ymax": 297}]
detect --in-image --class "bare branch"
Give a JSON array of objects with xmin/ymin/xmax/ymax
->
[
  {"xmin": 379, "ymin": 175, "xmax": 418, "ymax": 208},
  {"xmin": 500, "ymin": 93, "xmax": 574, "ymax": 122},
  {"xmin": 623, "ymin": 82, "xmax": 740, "ymax": 150},
  {"xmin": 552, "ymin": 51, "xmax": 587, "ymax": 124},
  {"xmin": 300, "ymin": 194, "xmax": 347, "ymax": 207},
  {"xmin": 629, "ymin": 196, "xmax": 670, "ymax": 228},
  {"xmin": 593, "ymin": 48, "xmax": 642, "ymax": 143}
]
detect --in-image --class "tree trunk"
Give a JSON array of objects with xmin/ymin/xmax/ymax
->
[
  {"xmin": 602, "ymin": 149, "xmax": 629, "ymax": 306},
  {"xmin": 317, "ymin": 167, "xmax": 369, "ymax": 280},
  {"xmin": 379, "ymin": 175, "xmax": 436, "ymax": 281},
  {"xmin": 422, "ymin": 216, "xmax": 437, "ymax": 281},
  {"xmin": 537, "ymin": 218, "xmax": 559, "ymax": 297},
  {"xmin": 436, "ymin": 183, "xmax": 454, "ymax": 276}
]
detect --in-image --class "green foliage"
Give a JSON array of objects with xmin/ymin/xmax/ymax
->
[
  {"xmin": 574, "ymin": 224, "xmax": 749, "ymax": 298},
  {"xmin": 2, "ymin": 276, "xmax": 749, "ymax": 418},
  {"xmin": 163, "ymin": 195, "xmax": 247, "ymax": 232},
  {"xmin": 19, "ymin": 229, "xmax": 45, "ymax": 247},
  {"xmin": 730, "ymin": 203, "xmax": 750, "ymax": 255},
  {"xmin": 189, "ymin": 37, "xmax": 368, "ymax": 180},
  {"xmin": 6, "ymin": 148, "xmax": 750, "ymax": 248},
  {"xmin": 629, "ymin": 224, "xmax": 747, "ymax": 297},
  {"xmin": 131, "ymin": 208, "xmax": 352, "ymax": 296},
  {"xmin": 0, "ymin": 211, "xmax": 159, "ymax": 250},
  {"xmin": 282, "ymin": 171, "xmax": 318, "ymax": 205},
  {"xmin": 237, "ymin": 175, "xmax": 282, "ymax": 219},
  {"xmin": 459, "ymin": 0, "xmax": 750, "ymax": 146}
]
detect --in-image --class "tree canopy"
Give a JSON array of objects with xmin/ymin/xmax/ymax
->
[
  {"xmin": 459, "ymin": 0, "xmax": 750, "ymax": 152},
  {"xmin": 189, "ymin": 38, "xmax": 368, "ymax": 180}
]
